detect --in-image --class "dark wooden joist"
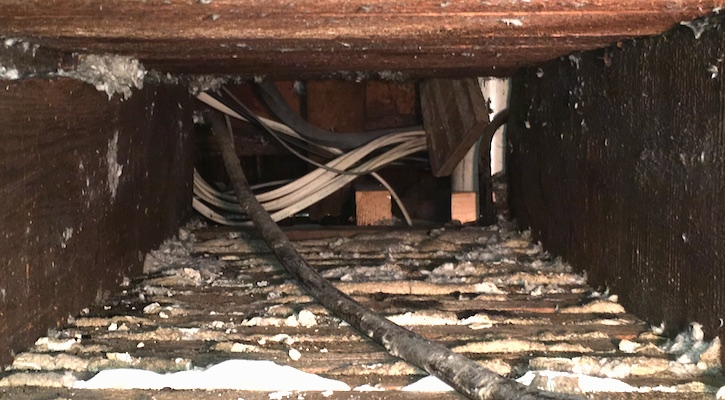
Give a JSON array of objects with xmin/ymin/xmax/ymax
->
[
  {"xmin": 508, "ymin": 17, "xmax": 725, "ymax": 363},
  {"xmin": 0, "ymin": 78, "xmax": 195, "ymax": 366},
  {"xmin": 0, "ymin": 0, "xmax": 720, "ymax": 77}
]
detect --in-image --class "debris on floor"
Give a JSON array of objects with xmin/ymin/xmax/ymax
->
[{"xmin": 1, "ymin": 221, "xmax": 723, "ymax": 399}]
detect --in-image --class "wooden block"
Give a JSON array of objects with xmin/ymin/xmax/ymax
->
[
  {"xmin": 420, "ymin": 78, "xmax": 490, "ymax": 177},
  {"xmin": 451, "ymin": 192, "xmax": 478, "ymax": 224},
  {"xmin": 355, "ymin": 187, "xmax": 392, "ymax": 226}
]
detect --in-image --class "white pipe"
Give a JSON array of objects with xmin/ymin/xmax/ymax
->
[
  {"xmin": 480, "ymin": 78, "xmax": 511, "ymax": 175},
  {"xmin": 449, "ymin": 78, "xmax": 510, "ymax": 221}
]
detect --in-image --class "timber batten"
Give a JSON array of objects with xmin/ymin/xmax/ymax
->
[{"xmin": 0, "ymin": 0, "xmax": 721, "ymax": 76}]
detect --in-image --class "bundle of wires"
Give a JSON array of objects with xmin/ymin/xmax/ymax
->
[{"xmin": 193, "ymin": 85, "xmax": 426, "ymax": 226}]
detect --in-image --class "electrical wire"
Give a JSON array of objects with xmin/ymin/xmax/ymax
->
[
  {"xmin": 197, "ymin": 92, "xmax": 338, "ymax": 159},
  {"xmin": 194, "ymin": 89, "xmax": 422, "ymax": 225},
  {"xmin": 193, "ymin": 128, "xmax": 424, "ymax": 221},
  {"xmin": 256, "ymin": 80, "xmax": 424, "ymax": 149},
  {"xmin": 195, "ymin": 88, "xmax": 510, "ymax": 228},
  {"xmin": 217, "ymin": 89, "xmax": 369, "ymax": 176}
]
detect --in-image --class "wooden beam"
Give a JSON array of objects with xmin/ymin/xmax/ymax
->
[
  {"xmin": 364, "ymin": 81, "xmax": 419, "ymax": 131},
  {"xmin": 508, "ymin": 21, "xmax": 725, "ymax": 362},
  {"xmin": 0, "ymin": 0, "xmax": 719, "ymax": 76},
  {"xmin": 0, "ymin": 78, "xmax": 194, "ymax": 366},
  {"xmin": 420, "ymin": 78, "xmax": 490, "ymax": 177}
]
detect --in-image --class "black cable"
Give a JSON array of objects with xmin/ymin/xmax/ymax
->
[
  {"xmin": 212, "ymin": 89, "xmax": 372, "ymax": 176},
  {"xmin": 205, "ymin": 91, "xmax": 338, "ymax": 160},
  {"xmin": 256, "ymin": 80, "xmax": 422, "ymax": 150}
]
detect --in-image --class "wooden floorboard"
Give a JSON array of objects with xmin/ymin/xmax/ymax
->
[{"xmin": 1, "ymin": 223, "xmax": 722, "ymax": 398}]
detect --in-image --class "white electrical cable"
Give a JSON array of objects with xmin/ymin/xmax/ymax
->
[
  {"xmin": 194, "ymin": 135, "xmax": 424, "ymax": 222},
  {"xmin": 269, "ymin": 139, "xmax": 421, "ymax": 213},
  {"xmin": 198, "ymin": 91, "xmax": 415, "ymax": 198},
  {"xmin": 192, "ymin": 197, "xmax": 249, "ymax": 226},
  {"xmin": 194, "ymin": 90, "xmax": 422, "ymax": 226},
  {"xmin": 193, "ymin": 130, "xmax": 422, "ymax": 211},
  {"xmin": 268, "ymin": 140, "xmax": 427, "ymax": 222},
  {"xmin": 198, "ymin": 92, "xmax": 340, "ymax": 159},
  {"xmin": 198, "ymin": 92, "xmax": 417, "ymax": 223},
  {"xmin": 257, "ymin": 131, "xmax": 422, "ymax": 205}
]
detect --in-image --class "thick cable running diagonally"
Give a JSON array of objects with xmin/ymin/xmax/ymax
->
[{"xmin": 209, "ymin": 110, "xmax": 585, "ymax": 400}]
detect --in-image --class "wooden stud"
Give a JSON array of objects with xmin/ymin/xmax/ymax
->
[
  {"xmin": 355, "ymin": 185, "xmax": 392, "ymax": 226},
  {"xmin": 0, "ymin": 78, "xmax": 194, "ymax": 366},
  {"xmin": 451, "ymin": 191, "xmax": 478, "ymax": 224}
]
